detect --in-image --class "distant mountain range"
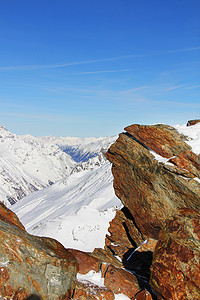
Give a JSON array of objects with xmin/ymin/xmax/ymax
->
[{"xmin": 0, "ymin": 125, "xmax": 116, "ymax": 206}]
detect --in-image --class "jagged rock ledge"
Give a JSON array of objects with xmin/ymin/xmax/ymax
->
[{"xmin": 105, "ymin": 122, "xmax": 200, "ymax": 299}]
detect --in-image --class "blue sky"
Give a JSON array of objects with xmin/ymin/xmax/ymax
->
[{"xmin": 1, "ymin": 0, "xmax": 200, "ymax": 137}]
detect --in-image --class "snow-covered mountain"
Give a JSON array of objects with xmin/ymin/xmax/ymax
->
[
  {"xmin": 11, "ymin": 161, "xmax": 122, "ymax": 252},
  {"xmin": 25, "ymin": 135, "xmax": 117, "ymax": 162},
  {"xmin": 0, "ymin": 126, "xmax": 75, "ymax": 206},
  {"xmin": 0, "ymin": 125, "xmax": 117, "ymax": 207}
]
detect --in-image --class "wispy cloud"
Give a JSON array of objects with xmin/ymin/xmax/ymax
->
[
  {"xmin": 1, "ymin": 46, "xmax": 200, "ymax": 72},
  {"xmin": 165, "ymin": 84, "xmax": 187, "ymax": 91},
  {"xmin": 72, "ymin": 68, "xmax": 133, "ymax": 75},
  {"xmin": 166, "ymin": 46, "xmax": 200, "ymax": 54}
]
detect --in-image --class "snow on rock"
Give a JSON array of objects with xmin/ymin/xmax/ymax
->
[
  {"xmin": 77, "ymin": 271, "xmax": 131, "ymax": 299},
  {"xmin": 11, "ymin": 162, "xmax": 122, "ymax": 252},
  {"xmin": 77, "ymin": 270, "xmax": 105, "ymax": 287}
]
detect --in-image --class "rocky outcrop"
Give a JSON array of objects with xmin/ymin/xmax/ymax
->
[
  {"xmin": 187, "ymin": 119, "xmax": 200, "ymax": 126},
  {"xmin": 105, "ymin": 209, "xmax": 140, "ymax": 259},
  {"xmin": 0, "ymin": 202, "xmax": 156, "ymax": 300},
  {"xmin": 106, "ymin": 122, "xmax": 200, "ymax": 299},
  {"xmin": 0, "ymin": 203, "xmax": 78, "ymax": 299},
  {"xmin": 150, "ymin": 208, "xmax": 200, "ymax": 300},
  {"xmin": 69, "ymin": 248, "xmax": 142, "ymax": 299},
  {"xmin": 106, "ymin": 124, "xmax": 200, "ymax": 240}
]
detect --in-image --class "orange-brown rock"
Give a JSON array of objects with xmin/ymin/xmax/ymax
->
[
  {"xmin": 187, "ymin": 119, "xmax": 200, "ymax": 126},
  {"xmin": 73, "ymin": 280, "xmax": 114, "ymax": 300},
  {"xmin": 106, "ymin": 125, "xmax": 200, "ymax": 240},
  {"xmin": 0, "ymin": 201, "xmax": 25, "ymax": 230},
  {"xmin": 138, "ymin": 238, "xmax": 157, "ymax": 253},
  {"xmin": 150, "ymin": 208, "xmax": 200, "ymax": 300},
  {"xmin": 105, "ymin": 208, "xmax": 144, "ymax": 259},
  {"xmin": 0, "ymin": 203, "xmax": 78, "ymax": 299},
  {"xmin": 169, "ymin": 150, "xmax": 200, "ymax": 178},
  {"xmin": 104, "ymin": 265, "xmax": 140, "ymax": 298},
  {"xmin": 133, "ymin": 289, "xmax": 154, "ymax": 300},
  {"xmin": 124, "ymin": 124, "xmax": 190, "ymax": 158},
  {"xmin": 68, "ymin": 249, "xmax": 100, "ymax": 274},
  {"xmin": 91, "ymin": 248, "xmax": 122, "ymax": 268}
]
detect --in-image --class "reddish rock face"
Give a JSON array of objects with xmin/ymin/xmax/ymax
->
[
  {"xmin": 106, "ymin": 125, "xmax": 200, "ymax": 240},
  {"xmin": 104, "ymin": 265, "xmax": 140, "ymax": 298},
  {"xmin": 134, "ymin": 289, "xmax": 154, "ymax": 300},
  {"xmin": 150, "ymin": 208, "xmax": 200, "ymax": 300},
  {"xmin": 124, "ymin": 124, "xmax": 190, "ymax": 158},
  {"xmin": 73, "ymin": 281, "xmax": 114, "ymax": 300},
  {"xmin": 105, "ymin": 209, "xmax": 142, "ymax": 259},
  {"xmin": 68, "ymin": 249, "xmax": 100, "ymax": 274},
  {"xmin": 0, "ymin": 201, "xmax": 25, "ymax": 230},
  {"xmin": 0, "ymin": 204, "xmax": 77, "ymax": 300}
]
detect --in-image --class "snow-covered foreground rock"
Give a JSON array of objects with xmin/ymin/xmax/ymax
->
[{"xmin": 12, "ymin": 161, "xmax": 122, "ymax": 252}]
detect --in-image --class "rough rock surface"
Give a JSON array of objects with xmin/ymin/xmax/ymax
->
[
  {"xmin": 106, "ymin": 124, "xmax": 200, "ymax": 240},
  {"xmin": 105, "ymin": 208, "xmax": 157, "ymax": 260},
  {"xmin": 0, "ymin": 201, "xmax": 25, "ymax": 231},
  {"xmin": 134, "ymin": 289, "xmax": 154, "ymax": 300},
  {"xmin": 187, "ymin": 119, "xmax": 200, "ymax": 126},
  {"xmin": 73, "ymin": 281, "xmax": 114, "ymax": 300},
  {"xmin": 150, "ymin": 208, "xmax": 200, "ymax": 300},
  {"xmin": 0, "ymin": 203, "xmax": 78, "ymax": 300},
  {"xmin": 68, "ymin": 249, "xmax": 101, "ymax": 274},
  {"xmin": 68, "ymin": 248, "xmax": 148, "ymax": 299},
  {"xmin": 105, "ymin": 209, "xmax": 140, "ymax": 259},
  {"xmin": 104, "ymin": 264, "xmax": 140, "ymax": 298}
]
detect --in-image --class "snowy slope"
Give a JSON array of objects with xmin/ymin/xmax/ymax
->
[
  {"xmin": 174, "ymin": 122, "xmax": 200, "ymax": 155},
  {"xmin": 11, "ymin": 161, "xmax": 122, "ymax": 252},
  {"xmin": 0, "ymin": 126, "xmax": 75, "ymax": 206}
]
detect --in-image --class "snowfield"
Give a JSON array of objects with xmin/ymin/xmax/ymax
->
[{"xmin": 11, "ymin": 161, "xmax": 122, "ymax": 252}]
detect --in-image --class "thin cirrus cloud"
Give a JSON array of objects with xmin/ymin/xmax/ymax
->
[
  {"xmin": 72, "ymin": 68, "xmax": 133, "ymax": 75},
  {"xmin": 165, "ymin": 84, "xmax": 187, "ymax": 91},
  {"xmin": 0, "ymin": 46, "xmax": 200, "ymax": 72}
]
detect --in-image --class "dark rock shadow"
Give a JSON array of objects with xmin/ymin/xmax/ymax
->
[
  {"xmin": 123, "ymin": 249, "xmax": 157, "ymax": 299},
  {"xmin": 25, "ymin": 295, "xmax": 41, "ymax": 300}
]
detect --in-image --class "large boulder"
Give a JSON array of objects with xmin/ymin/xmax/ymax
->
[
  {"xmin": 0, "ymin": 202, "xmax": 78, "ymax": 299},
  {"xmin": 106, "ymin": 124, "xmax": 200, "ymax": 240},
  {"xmin": 150, "ymin": 208, "xmax": 200, "ymax": 300}
]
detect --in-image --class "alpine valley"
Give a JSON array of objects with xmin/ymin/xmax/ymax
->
[{"xmin": 0, "ymin": 120, "xmax": 200, "ymax": 300}]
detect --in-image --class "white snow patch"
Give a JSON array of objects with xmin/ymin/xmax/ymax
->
[
  {"xmin": 114, "ymin": 294, "xmax": 131, "ymax": 300},
  {"xmin": 174, "ymin": 123, "xmax": 200, "ymax": 155},
  {"xmin": 0, "ymin": 260, "xmax": 9, "ymax": 267},
  {"xmin": 149, "ymin": 150, "xmax": 175, "ymax": 166},
  {"xmin": 194, "ymin": 177, "xmax": 200, "ymax": 183},
  {"xmin": 77, "ymin": 270, "xmax": 105, "ymax": 287}
]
